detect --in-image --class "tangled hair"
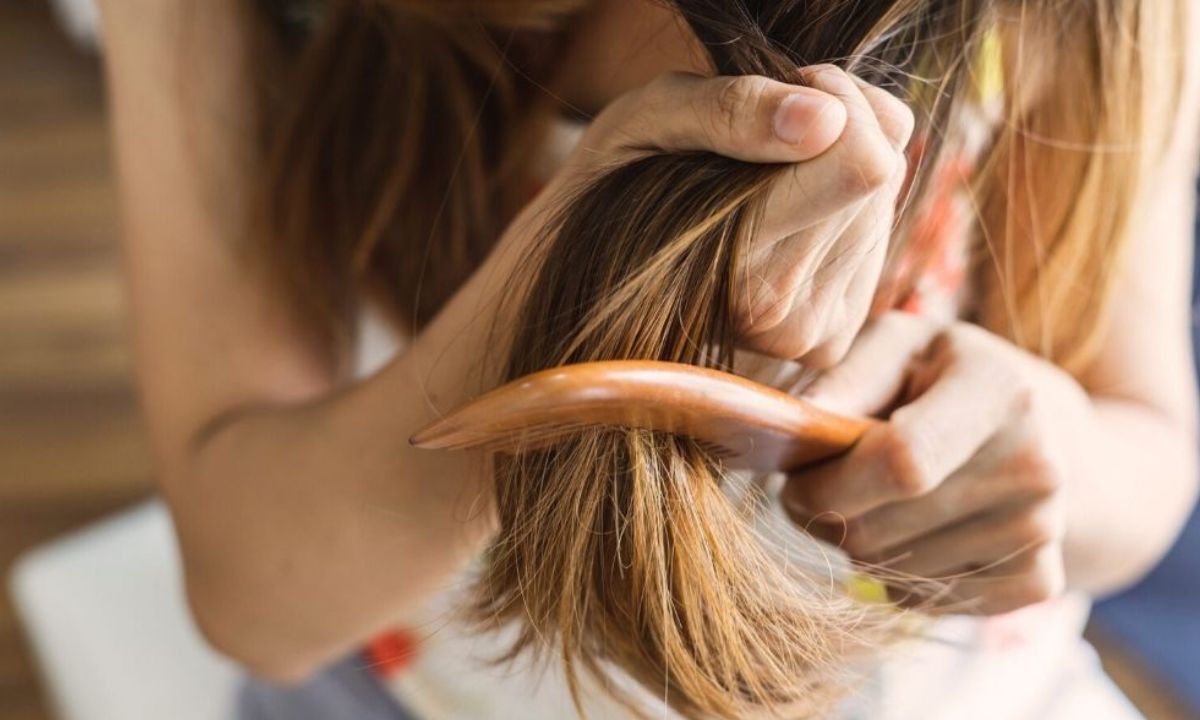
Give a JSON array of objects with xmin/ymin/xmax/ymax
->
[{"xmin": 251, "ymin": 0, "xmax": 1186, "ymax": 716}]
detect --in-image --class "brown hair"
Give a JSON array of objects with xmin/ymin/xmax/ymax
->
[{"xmin": 254, "ymin": 0, "xmax": 1185, "ymax": 716}]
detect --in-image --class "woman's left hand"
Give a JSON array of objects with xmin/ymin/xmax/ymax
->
[{"xmin": 782, "ymin": 312, "xmax": 1094, "ymax": 615}]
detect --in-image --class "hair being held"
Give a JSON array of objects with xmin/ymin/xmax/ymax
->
[
  {"xmin": 475, "ymin": 0, "xmax": 1181, "ymax": 716},
  {"xmin": 258, "ymin": 0, "xmax": 1182, "ymax": 716},
  {"xmin": 481, "ymin": 2, "xmax": 981, "ymax": 716}
]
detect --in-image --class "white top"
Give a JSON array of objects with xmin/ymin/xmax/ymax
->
[
  {"xmin": 353, "ymin": 306, "xmax": 1130, "ymax": 720},
  {"xmin": 349, "ymin": 114, "xmax": 1137, "ymax": 719}
]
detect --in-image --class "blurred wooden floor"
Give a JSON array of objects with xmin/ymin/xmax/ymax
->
[
  {"xmin": 0, "ymin": 2, "xmax": 152, "ymax": 719},
  {"xmin": 0, "ymin": 1, "xmax": 1194, "ymax": 719}
]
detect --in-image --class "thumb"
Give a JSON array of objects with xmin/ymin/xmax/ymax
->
[{"xmin": 595, "ymin": 72, "xmax": 849, "ymax": 164}]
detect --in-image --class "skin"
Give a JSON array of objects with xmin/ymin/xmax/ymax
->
[{"xmin": 97, "ymin": 0, "xmax": 1198, "ymax": 683}]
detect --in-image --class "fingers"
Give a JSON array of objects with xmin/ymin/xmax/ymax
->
[
  {"xmin": 859, "ymin": 501, "xmax": 1064, "ymax": 580},
  {"xmin": 792, "ymin": 233, "xmax": 892, "ymax": 369},
  {"xmin": 801, "ymin": 312, "xmax": 941, "ymax": 416},
  {"xmin": 921, "ymin": 545, "xmax": 1067, "ymax": 616},
  {"xmin": 738, "ymin": 189, "xmax": 898, "ymax": 363},
  {"xmin": 759, "ymin": 66, "xmax": 910, "ymax": 238},
  {"xmin": 593, "ymin": 71, "xmax": 849, "ymax": 163},
  {"xmin": 791, "ymin": 460, "xmax": 1033, "ymax": 558},
  {"xmin": 790, "ymin": 324, "xmax": 1031, "ymax": 519},
  {"xmin": 731, "ymin": 70, "xmax": 915, "ymax": 361},
  {"xmin": 881, "ymin": 330, "xmax": 1029, "ymax": 492},
  {"xmin": 584, "ymin": 67, "xmax": 915, "ymax": 243},
  {"xmin": 848, "ymin": 74, "xmax": 916, "ymax": 152},
  {"xmin": 734, "ymin": 207, "xmax": 869, "ymax": 360}
]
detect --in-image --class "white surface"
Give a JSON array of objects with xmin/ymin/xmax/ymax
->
[
  {"xmin": 9, "ymin": 500, "xmax": 240, "ymax": 720},
  {"xmin": 49, "ymin": 0, "xmax": 100, "ymax": 48}
]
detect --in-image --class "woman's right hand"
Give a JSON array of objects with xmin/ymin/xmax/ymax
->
[{"xmin": 528, "ymin": 65, "xmax": 914, "ymax": 369}]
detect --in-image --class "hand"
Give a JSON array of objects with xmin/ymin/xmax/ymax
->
[
  {"xmin": 782, "ymin": 312, "xmax": 1093, "ymax": 615},
  {"xmin": 516, "ymin": 65, "xmax": 914, "ymax": 368}
]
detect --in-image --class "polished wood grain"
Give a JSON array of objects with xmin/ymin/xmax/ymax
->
[{"xmin": 412, "ymin": 360, "xmax": 874, "ymax": 470}]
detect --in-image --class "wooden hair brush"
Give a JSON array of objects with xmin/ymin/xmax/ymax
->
[{"xmin": 410, "ymin": 360, "xmax": 873, "ymax": 472}]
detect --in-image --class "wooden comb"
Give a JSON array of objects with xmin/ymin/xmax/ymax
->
[{"xmin": 410, "ymin": 360, "xmax": 874, "ymax": 472}]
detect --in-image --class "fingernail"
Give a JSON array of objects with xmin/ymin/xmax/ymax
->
[{"xmin": 774, "ymin": 92, "xmax": 834, "ymax": 145}]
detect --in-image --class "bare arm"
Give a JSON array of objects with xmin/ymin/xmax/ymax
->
[
  {"xmin": 1065, "ymin": 26, "xmax": 1200, "ymax": 592},
  {"xmin": 98, "ymin": 0, "xmax": 507, "ymax": 680},
  {"xmin": 785, "ymin": 10, "xmax": 1200, "ymax": 607},
  {"xmin": 101, "ymin": 0, "xmax": 905, "ymax": 680}
]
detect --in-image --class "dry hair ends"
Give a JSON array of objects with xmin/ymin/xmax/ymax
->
[
  {"xmin": 252, "ymin": 0, "xmax": 1185, "ymax": 716},
  {"xmin": 481, "ymin": 3, "xmax": 975, "ymax": 716}
]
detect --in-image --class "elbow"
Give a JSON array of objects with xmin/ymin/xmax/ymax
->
[
  {"xmin": 1159, "ymin": 439, "xmax": 1200, "ymax": 558},
  {"xmin": 163, "ymin": 432, "xmax": 331, "ymax": 684},
  {"xmin": 1096, "ymin": 451, "xmax": 1199, "ymax": 596},
  {"xmin": 184, "ymin": 569, "xmax": 323, "ymax": 685}
]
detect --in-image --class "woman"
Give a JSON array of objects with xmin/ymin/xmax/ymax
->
[{"xmin": 96, "ymin": 0, "xmax": 1199, "ymax": 717}]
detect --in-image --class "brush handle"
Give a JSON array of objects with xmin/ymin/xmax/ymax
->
[{"xmin": 410, "ymin": 361, "xmax": 875, "ymax": 472}]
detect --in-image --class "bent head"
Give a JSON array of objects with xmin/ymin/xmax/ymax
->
[{"xmin": 262, "ymin": 0, "xmax": 1179, "ymax": 373}]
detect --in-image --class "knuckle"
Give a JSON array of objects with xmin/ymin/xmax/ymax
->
[
  {"xmin": 1005, "ymin": 557, "xmax": 1064, "ymax": 609},
  {"xmin": 875, "ymin": 310, "xmax": 927, "ymax": 340},
  {"xmin": 838, "ymin": 136, "xmax": 898, "ymax": 194},
  {"xmin": 741, "ymin": 277, "xmax": 790, "ymax": 329},
  {"xmin": 858, "ymin": 82, "xmax": 916, "ymax": 140},
  {"xmin": 1013, "ymin": 445, "xmax": 1066, "ymax": 497},
  {"xmin": 710, "ymin": 75, "xmax": 771, "ymax": 145},
  {"xmin": 743, "ymin": 300, "xmax": 824, "ymax": 360},
  {"xmin": 753, "ymin": 333, "xmax": 820, "ymax": 363},
  {"xmin": 1008, "ymin": 378, "xmax": 1036, "ymax": 418},
  {"xmin": 880, "ymin": 93, "xmax": 917, "ymax": 141},
  {"xmin": 892, "ymin": 97, "xmax": 917, "ymax": 135},
  {"xmin": 841, "ymin": 518, "xmax": 873, "ymax": 556},
  {"xmin": 1013, "ymin": 506, "xmax": 1062, "ymax": 548},
  {"xmin": 786, "ymin": 311, "xmax": 823, "ymax": 355},
  {"xmin": 997, "ymin": 581, "xmax": 1047, "ymax": 612},
  {"xmin": 941, "ymin": 324, "xmax": 977, "ymax": 354},
  {"xmin": 875, "ymin": 426, "xmax": 933, "ymax": 498},
  {"xmin": 800, "ymin": 64, "xmax": 846, "ymax": 86},
  {"xmin": 803, "ymin": 336, "xmax": 853, "ymax": 371},
  {"xmin": 929, "ymin": 325, "xmax": 982, "ymax": 367}
]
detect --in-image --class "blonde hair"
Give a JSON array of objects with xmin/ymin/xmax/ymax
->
[{"xmin": 975, "ymin": 1, "xmax": 1185, "ymax": 372}]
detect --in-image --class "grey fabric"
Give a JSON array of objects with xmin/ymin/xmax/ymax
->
[{"xmin": 235, "ymin": 653, "xmax": 418, "ymax": 720}]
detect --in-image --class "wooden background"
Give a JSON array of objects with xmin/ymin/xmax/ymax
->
[
  {"xmin": 0, "ymin": 2, "xmax": 152, "ymax": 718},
  {"xmin": 0, "ymin": 0, "xmax": 1191, "ymax": 718}
]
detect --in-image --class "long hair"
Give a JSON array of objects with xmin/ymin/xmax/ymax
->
[{"xmin": 253, "ymin": 0, "xmax": 1185, "ymax": 716}]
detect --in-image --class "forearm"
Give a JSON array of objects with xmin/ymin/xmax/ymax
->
[
  {"xmin": 173, "ymin": 383, "xmax": 489, "ymax": 683},
  {"xmin": 101, "ymin": 0, "xmax": 542, "ymax": 664},
  {"xmin": 171, "ymin": 230, "xmax": 535, "ymax": 681},
  {"xmin": 1063, "ymin": 395, "xmax": 1198, "ymax": 596}
]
